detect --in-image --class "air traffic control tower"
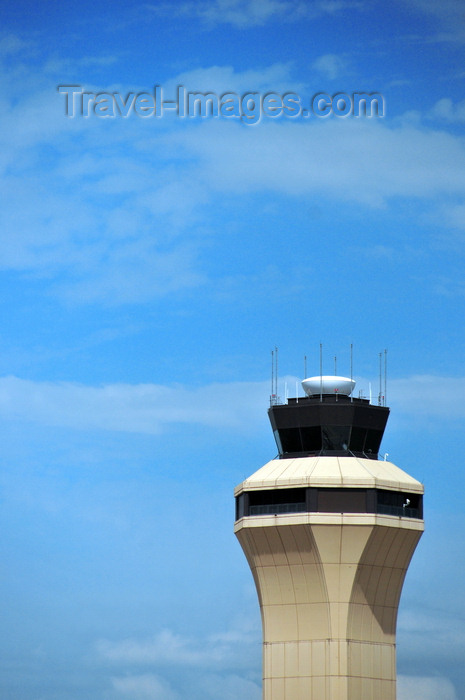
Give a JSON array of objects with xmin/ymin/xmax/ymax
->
[{"xmin": 234, "ymin": 375, "xmax": 423, "ymax": 700}]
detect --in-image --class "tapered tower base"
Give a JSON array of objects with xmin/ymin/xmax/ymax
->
[{"xmin": 235, "ymin": 456, "xmax": 423, "ymax": 700}]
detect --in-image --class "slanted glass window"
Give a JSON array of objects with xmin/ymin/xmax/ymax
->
[
  {"xmin": 349, "ymin": 426, "xmax": 366, "ymax": 452},
  {"xmin": 273, "ymin": 429, "xmax": 283, "ymax": 455},
  {"xmin": 276, "ymin": 428, "xmax": 302, "ymax": 454},
  {"xmin": 364, "ymin": 429, "xmax": 383, "ymax": 455},
  {"xmin": 301, "ymin": 426, "xmax": 322, "ymax": 452},
  {"xmin": 321, "ymin": 425, "xmax": 351, "ymax": 451}
]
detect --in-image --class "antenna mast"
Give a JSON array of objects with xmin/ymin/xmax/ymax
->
[
  {"xmin": 384, "ymin": 348, "xmax": 388, "ymax": 406},
  {"xmin": 319, "ymin": 343, "xmax": 323, "ymax": 402},
  {"xmin": 378, "ymin": 352, "xmax": 382, "ymax": 406},
  {"xmin": 275, "ymin": 346, "xmax": 278, "ymax": 401},
  {"xmin": 350, "ymin": 343, "xmax": 353, "ymax": 402},
  {"xmin": 270, "ymin": 347, "xmax": 279, "ymax": 405},
  {"xmin": 270, "ymin": 349, "xmax": 274, "ymax": 405}
]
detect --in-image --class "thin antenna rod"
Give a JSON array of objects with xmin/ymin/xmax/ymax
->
[
  {"xmin": 350, "ymin": 343, "xmax": 353, "ymax": 403},
  {"xmin": 384, "ymin": 349, "xmax": 388, "ymax": 407},
  {"xmin": 271, "ymin": 349, "xmax": 274, "ymax": 405},
  {"xmin": 379, "ymin": 352, "xmax": 382, "ymax": 406},
  {"xmin": 319, "ymin": 343, "xmax": 323, "ymax": 402},
  {"xmin": 334, "ymin": 355, "xmax": 337, "ymax": 375},
  {"xmin": 275, "ymin": 346, "xmax": 278, "ymax": 401},
  {"xmin": 304, "ymin": 355, "xmax": 307, "ymax": 379}
]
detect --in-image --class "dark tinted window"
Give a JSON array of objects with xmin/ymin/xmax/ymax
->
[
  {"xmin": 349, "ymin": 426, "xmax": 366, "ymax": 452},
  {"xmin": 249, "ymin": 488, "xmax": 306, "ymax": 506},
  {"xmin": 277, "ymin": 428, "xmax": 302, "ymax": 454},
  {"xmin": 301, "ymin": 426, "xmax": 322, "ymax": 452},
  {"xmin": 318, "ymin": 488, "xmax": 367, "ymax": 513},
  {"xmin": 236, "ymin": 487, "xmax": 423, "ymax": 520},
  {"xmin": 321, "ymin": 425, "xmax": 351, "ymax": 451},
  {"xmin": 248, "ymin": 488, "xmax": 307, "ymax": 516},
  {"xmin": 364, "ymin": 429, "xmax": 383, "ymax": 455}
]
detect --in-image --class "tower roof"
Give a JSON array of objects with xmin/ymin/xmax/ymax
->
[{"xmin": 234, "ymin": 455, "xmax": 424, "ymax": 495}]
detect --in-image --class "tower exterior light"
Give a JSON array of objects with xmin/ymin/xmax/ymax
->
[{"xmin": 234, "ymin": 375, "xmax": 423, "ymax": 700}]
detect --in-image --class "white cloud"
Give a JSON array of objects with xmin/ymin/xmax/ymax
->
[
  {"xmin": 100, "ymin": 629, "xmax": 226, "ymax": 666},
  {"xmin": 312, "ymin": 53, "xmax": 349, "ymax": 80},
  {"xmin": 429, "ymin": 98, "xmax": 465, "ymax": 123},
  {"xmin": 0, "ymin": 171, "xmax": 205, "ymax": 304},
  {"xmin": 55, "ymin": 239, "xmax": 204, "ymax": 305},
  {"xmin": 0, "ymin": 71, "xmax": 209, "ymax": 304},
  {"xmin": 0, "ymin": 33, "xmax": 32, "ymax": 56},
  {"xmin": 98, "ymin": 622, "xmax": 260, "ymax": 669},
  {"xmin": 1, "ymin": 57, "xmax": 465, "ymax": 305},
  {"xmin": 196, "ymin": 0, "xmax": 298, "ymax": 27},
  {"xmin": 146, "ymin": 0, "xmax": 359, "ymax": 29},
  {"xmin": 404, "ymin": 0, "xmax": 465, "ymax": 43},
  {"xmin": 388, "ymin": 375, "xmax": 465, "ymax": 419},
  {"xmin": 43, "ymin": 54, "xmax": 119, "ymax": 75},
  {"xmin": 111, "ymin": 671, "xmax": 260, "ymax": 700},
  {"xmin": 163, "ymin": 118, "xmax": 465, "ymax": 207},
  {"xmin": 198, "ymin": 673, "xmax": 261, "ymax": 700},
  {"xmin": 112, "ymin": 673, "xmax": 179, "ymax": 700},
  {"xmin": 444, "ymin": 203, "xmax": 465, "ymax": 230},
  {"xmin": 398, "ymin": 675, "xmax": 458, "ymax": 700},
  {"xmin": 357, "ymin": 243, "xmax": 396, "ymax": 259},
  {"xmin": 0, "ymin": 375, "xmax": 269, "ymax": 434},
  {"xmin": 398, "ymin": 601, "xmax": 465, "ymax": 659},
  {"xmin": 430, "ymin": 275, "xmax": 465, "ymax": 297},
  {"xmin": 163, "ymin": 62, "xmax": 305, "ymax": 96},
  {"xmin": 102, "ymin": 622, "xmax": 461, "ymax": 700},
  {"xmin": 79, "ymin": 55, "xmax": 119, "ymax": 68},
  {"xmin": 1, "ymin": 373, "xmax": 465, "ymax": 437}
]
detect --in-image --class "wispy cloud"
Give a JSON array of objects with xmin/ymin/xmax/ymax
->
[
  {"xmin": 398, "ymin": 675, "xmax": 458, "ymax": 700},
  {"xmin": 0, "ymin": 33, "xmax": 32, "ymax": 56},
  {"xmin": 145, "ymin": 0, "xmax": 360, "ymax": 29},
  {"xmin": 99, "ymin": 628, "xmax": 228, "ymax": 666},
  {"xmin": 196, "ymin": 673, "xmax": 261, "ymax": 700},
  {"xmin": 111, "ymin": 671, "xmax": 260, "ymax": 700},
  {"xmin": 388, "ymin": 375, "xmax": 465, "ymax": 420},
  {"xmin": 163, "ymin": 62, "xmax": 305, "ymax": 95},
  {"xmin": 98, "ymin": 619, "xmax": 260, "ymax": 669},
  {"xmin": 1, "ymin": 373, "xmax": 465, "ymax": 437},
  {"xmin": 311, "ymin": 53, "xmax": 349, "ymax": 80},
  {"xmin": 429, "ymin": 97, "xmax": 465, "ymax": 122},
  {"xmin": 112, "ymin": 673, "xmax": 180, "ymax": 700},
  {"xmin": 55, "ymin": 239, "xmax": 205, "ymax": 306},
  {"xmin": 405, "ymin": 0, "xmax": 465, "ymax": 43},
  {"xmin": 429, "ymin": 274, "xmax": 465, "ymax": 297},
  {"xmin": 0, "ymin": 376, "xmax": 269, "ymax": 434},
  {"xmin": 443, "ymin": 203, "xmax": 465, "ymax": 230},
  {"xmin": 164, "ymin": 117, "xmax": 465, "ymax": 208},
  {"xmin": 1, "ymin": 56, "xmax": 465, "ymax": 305},
  {"xmin": 100, "ymin": 606, "xmax": 461, "ymax": 700}
]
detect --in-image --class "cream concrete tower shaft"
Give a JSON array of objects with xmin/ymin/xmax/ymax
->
[{"xmin": 234, "ymin": 378, "xmax": 424, "ymax": 700}]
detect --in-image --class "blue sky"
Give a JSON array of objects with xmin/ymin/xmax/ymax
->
[{"xmin": 0, "ymin": 1, "xmax": 465, "ymax": 698}]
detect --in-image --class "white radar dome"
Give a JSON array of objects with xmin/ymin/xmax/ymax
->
[{"xmin": 302, "ymin": 375, "xmax": 356, "ymax": 396}]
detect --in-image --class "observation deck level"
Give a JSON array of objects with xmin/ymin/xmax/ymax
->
[{"xmin": 269, "ymin": 375, "xmax": 389, "ymax": 460}]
